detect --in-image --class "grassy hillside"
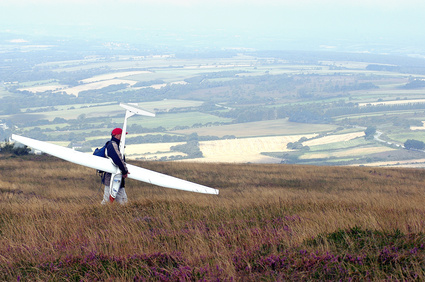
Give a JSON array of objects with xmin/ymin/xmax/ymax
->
[{"xmin": 1, "ymin": 155, "xmax": 425, "ymax": 280}]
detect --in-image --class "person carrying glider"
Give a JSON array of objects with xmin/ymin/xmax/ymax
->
[
  {"xmin": 12, "ymin": 104, "xmax": 218, "ymax": 197},
  {"xmin": 101, "ymin": 128, "xmax": 130, "ymax": 204}
]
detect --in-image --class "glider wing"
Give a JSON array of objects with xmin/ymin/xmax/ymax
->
[
  {"xmin": 11, "ymin": 134, "xmax": 219, "ymax": 195},
  {"xmin": 12, "ymin": 134, "xmax": 118, "ymax": 173}
]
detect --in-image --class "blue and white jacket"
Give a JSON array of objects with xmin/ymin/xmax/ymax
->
[{"xmin": 102, "ymin": 136, "xmax": 128, "ymax": 187}]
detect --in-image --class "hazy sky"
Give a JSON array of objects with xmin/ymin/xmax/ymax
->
[{"xmin": 1, "ymin": 0, "xmax": 424, "ymax": 51}]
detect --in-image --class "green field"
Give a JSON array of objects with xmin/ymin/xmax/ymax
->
[
  {"xmin": 334, "ymin": 110, "xmax": 423, "ymax": 121},
  {"xmin": 307, "ymin": 137, "xmax": 374, "ymax": 152},
  {"xmin": 46, "ymin": 55, "xmax": 258, "ymax": 73},
  {"xmin": 21, "ymin": 100, "xmax": 205, "ymax": 121},
  {"xmin": 300, "ymin": 145, "xmax": 394, "ymax": 160},
  {"xmin": 111, "ymin": 111, "xmax": 233, "ymax": 129},
  {"xmin": 172, "ymin": 119, "xmax": 337, "ymax": 138},
  {"xmin": 388, "ymin": 131, "xmax": 425, "ymax": 143}
]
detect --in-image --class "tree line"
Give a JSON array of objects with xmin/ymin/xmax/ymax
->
[{"xmin": 404, "ymin": 139, "xmax": 425, "ymax": 150}]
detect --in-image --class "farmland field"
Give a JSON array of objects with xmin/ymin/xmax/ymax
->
[
  {"xmin": 196, "ymin": 135, "xmax": 316, "ymax": 163},
  {"xmin": 20, "ymin": 100, "xmax": 205, "ymax": 121},
  {"xmin": 3, "ymin": 49, "xmax": 425, "ymax": 167},
  {"xmin": 300, "ymin": 146, "xmax": 395, "ymax": 160},
  {"xmin": 334, "ymin": 110, "xmax": 421, "ymax": 121},
  {"xmin": 302, "ymin": 132, "xmax": 365, "ymax": 146},
  {"xmin": 410, "ymin": 122, "xmax": 425, "ymax": 130},
  {"xmin": 307, "ymin": 136, "xmax": 372, "ymax": 152},
  {"xmin": 61, "ymin": 79, "xmax": 139, "ymax": 96},
  {"xmin": 112, "ymin": 112, "xmax": 232, "ymax": 129},
  {"xmin": 171, "ymin": 119, "xmax": 337, "ymax": 137},
  {"xmin": 122, "ymin": 131, "xmax": 375, "ymax": 164},
  {"xmin": 358, "ymin": 99, "xmax": 425, "ymax": 107},
  {"xmin": 80, "ymin": 71, "xmax": 152, "ymax": 83},
  {"xmin": 125, "ymin": 142, "xmax": 186, "ymax": 159},
  {"xmin": 46, "ymin": 55, "xmax": 258, "ymax": 73},
  {"xmin": 387, "ymin": 131, "xmax": 425, "ymax": 143},
  {"xmin": 18, "ymin": 84, "xmax": 65, "ymax": 93}
]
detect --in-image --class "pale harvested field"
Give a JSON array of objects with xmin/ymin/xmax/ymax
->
[
  {"xmin": 131, "ymin": 151, "xmax": 186, "ymax": 160},
  {"xmin": 184, "ymin": 64, "xmax": 251, "ymax": 69},
  {"xmin": 300, "ymin": 146, "xmax": 395, "ymax": 160},
  {"xmin": 124, "ymin": 132, "xmax": 368, "ymax": 163},
  {"xmin": 123, "ymin": 135, "xmax": 316, "ymax": 163},
  {"xmin": 122, "ymin": 142, "xmax": 185, "ymax": 157},
  {"xmin": 96, "ymin": 142, "xmax": 186, "ymax": 160},
  {"xmin": 358, "ymin": 99, "xmax": 425, "ymax": 107},
  {"xmin": 181, "ymin": 153, "xmax": 282, "ymax": 164},
  {"xmin": 18, "ymin": 84, "xmax": 66, "ymax": 93},
  {"xmin": 133, "ymin": 80, "xmax": 187, "ymax": 90},
  {"xmin": 80, "ymin": 71, "xmax": 151, "ymax": 83},
  {"xmin": 59, "ymin": 79, "xmax": 138, "ymax": 96},
  {"xmin": 319, "ymin": 61, "xmax": 371, "ymax": 69},
  {"xmin": 50, "ymin": 141, "xmax": 71, "ymax": 147},
  {"xmin": 196, "ymin": 135, "xmax": 316, "ymax": 163},
  {"xmin": 303, "ymin": 132, "xmax": 365, "ymax": 146}
]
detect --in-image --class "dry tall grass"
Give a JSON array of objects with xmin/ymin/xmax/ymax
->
[{"xmin": 1, "ymin": 155, "xmax": 425, "ymax": 280}]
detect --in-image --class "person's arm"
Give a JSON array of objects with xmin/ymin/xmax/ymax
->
[{"xmin": 106, "ymin": 141, "xmax": 129, "ymax": 175}]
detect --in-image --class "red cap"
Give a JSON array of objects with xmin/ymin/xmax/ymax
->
[{"xmin": 111, "ymin": 128, "xmax": 127, "ymax": 136}]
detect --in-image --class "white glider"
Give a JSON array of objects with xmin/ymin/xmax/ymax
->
[
  {"xmin": 11, "ymin": 103, "xmax": 219, "ymax": 195},
  {"xmin": 12, "ymin": 134, "xmax": 219, "ymax": 195}
]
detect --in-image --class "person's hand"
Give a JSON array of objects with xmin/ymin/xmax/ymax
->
[{"xmin": 123, "ymin": 172, "xmax": 130, "ymax": 178}]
